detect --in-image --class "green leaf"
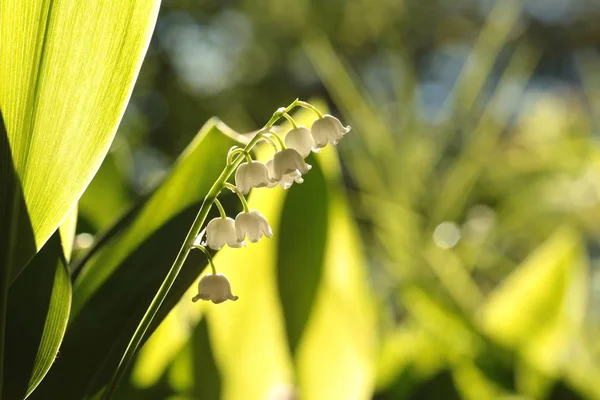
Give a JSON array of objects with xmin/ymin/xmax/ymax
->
[
  {"xmin": 130, "ymin": 299, "xmax": 205, "ymax": 390},
  {"xmin": 479, "ymin": 227, "xmax": 588, "ymax": 376},
  {"xmin": 3, "ymin": 231, "xmax": 71, "ymax": 399},
  {"xmin": 0, "ymin": 0, "xmax": 160, "ymax": 281},
  {"xmin": 31, "ymin": 119, "xmax": 246, "ymax": 400},
  {"xmin": 168, "ymin": 319, "xmax": 221, "ymax": 400},
  {"xmin": 294, "ymin": 147, "xmax": 377, "ymax": 400},
  {"xmin": 276, "ymin": 152, "xmax": 328, "ymax": 352}
]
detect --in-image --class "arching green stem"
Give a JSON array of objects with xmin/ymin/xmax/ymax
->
[
  {"xmin": 214, "ymin": 198, "xmax": 227, "ymax": 218},
  {"xmin": 223, "ymin": 182, "xmax": 249, "ymax": 213},
  {"xmin": 192, "ymin": 244, "xmax": 217, "ymax": 274},
  {"xmin": 297, "ymin": 100, "xmax": 324, "ymax": 118},
  {"xmin": 260, "ymin": 131, "xmax": 286, "ymax": 150},
  {"xmin": 257, "ymin": 135, "xmax": 280, "ymax": 152},
  {"xmin": 282, "ymin": 112, "xmax": 298, "ymax": 128},
  {"xmin": 227, "ymin": 147, "xmax": 249, "ymax": 165}
]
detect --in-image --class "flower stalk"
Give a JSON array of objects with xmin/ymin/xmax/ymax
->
[
  {"xmin": 102, "ymin": 100, "xmax": 299, "ymax": 400},
  {"xmin": 192, "ymin": 244, "xmax": 217, "ymax": 274},
  {"xmin": 224, "ymin": 182, "xmax": 250, "ymax": 213},
  {"xmin": 102, "ymin": 98, "xmax": 349, "ymax": 399},
  {"xmin": 297, "ymin": 100, "xmax": 324, "ymax": 118},
  {"xmin": 214, "ymin": 198, "xmax": 227, "ymax": 218}
]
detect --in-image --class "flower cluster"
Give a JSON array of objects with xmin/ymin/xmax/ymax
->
[{"xmin": 192, "ymin": 101, "xmax": 350, "ymax": 304}]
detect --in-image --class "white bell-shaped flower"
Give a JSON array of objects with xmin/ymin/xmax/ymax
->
[
  {"xmin": 206, "ymin": 217, "xmax": 247, "ymax": 250},
  {"xmin": 235, "ymin": 160, "xmax": 271, "ymax": 195},
  {"xmin": 235, "ymin": 210, "xmax": 273, "ymax": 243},
  {"xmin": 272, "ymin": 148, "xmax": 311, "ymax": 181},
  {"xmin": 310, "ymin": 115, "xmax": 351, "ymax": 149},
  {"xmin": 192, "ymin": 273, "xmax": 239, "ymax": 304},
  {"xmin": 266, "ymin": 160, "xmax": 304, "ymax": 189},
  {"xmin": 284, "ymin": 127, "xmax": 314, "ymax": 158}
]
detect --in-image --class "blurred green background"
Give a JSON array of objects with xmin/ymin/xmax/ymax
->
[{"xmin": 73, "ymin": 0, "xmax": 600, "ymax": 399}]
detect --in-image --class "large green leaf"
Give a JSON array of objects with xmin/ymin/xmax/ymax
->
[
  {"xmin": 31, "ymin": 119, "xmax": 245, "ymax": 400},
  {"xmin": 276, "ymin": 152, "xmax": 328, "ymax": 353},
  {"xmin": 294, "ymin": 146, "xmax": 377, "ymax": 400},
  {"xmin": 0, "ymin": 0, "xmax": 160, "ymax": 281},
  {"xmin": 4, "ymin": 231, "xmax": 71, "ymax": 400}
]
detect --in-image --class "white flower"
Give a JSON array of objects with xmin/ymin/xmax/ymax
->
[
  {"xmin": 192, "ymin": 273, "xmax": 239, "ymax": 304},
  {"xmin": 284, "ymin": 127, "xmax": 314, "ymax": 158},
  {"xmin": 272, "ymin": 148, "xmax": 311, "ymax": 181},
  {"xmin": 266, "ymin": 160, "xmax": 303, "ymax": 189},
  {"xmin": 235, "ymin": 210, "xmax": 273, "ymax": 243},
  {"xmin": 206, "ymin": 217, "xmax": 247, "ymax": 250},
  {"xmin": 310, "ymin": 115, "xmax": 351, "ymax": 149},
  {"xmin": 235, "ymin": 160, "xmax": 271, "ymax": 195}
]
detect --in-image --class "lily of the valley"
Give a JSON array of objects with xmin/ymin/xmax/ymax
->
[
  {"xmin": 192, "ymin": 273, "xmax": 238, "ymax": 304},
  {"xmin": 266, "ymin": 159, "xmax": 304, "ymax": 189},
  {"xmin": 235, "ymin": 160, "xmax": 271, "ymax": 195},
  {"xmin": 285, "ymin": 127, "xmax": 314, "ymax": 158},
  {"xmin": 235, "ymin": 210, "xmax": 273, "ymax": 242},
  {"xmin": 206, "ymin": 217, "xmax": 246, "ymax": 250},
  {"xmin": 272, "ymin": 148, "xmax": 311, "ymax": 181},
  {"xmin": 311, "ymin": 114, "xmax": 351, "ymax": 149}
]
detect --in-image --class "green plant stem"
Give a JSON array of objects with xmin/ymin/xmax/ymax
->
[
  {"xmin": 192, "ymin": 245, "xmax": 216, "ymax": 274},
  {"xmin": 257, "ymin": 135, "xmax": 280, "ymax": 152},
  {"xmin": 214, "ymin": 198, "xmax": 227, "ymax": 218},
  {"xmin": 297, "ymin": 100, "xmax": 324, "ymax": 118},
  {"xmin": 223, "ymin": 182, "xmax": 249, "ymax": 212},
  {"xmin": 282, "ymin": 113, "xmax": 298, "ymax": 128},
  {"xmin": 261, "ymin": 131, "xmax": 286, "ymax": 149},
  {"xmin": 102, "ymin": 100, "xmax": 299, "ymax": 400},
  {"xmin": 226, "ymin": 147, "xmax": 247, "ymax": 164}
]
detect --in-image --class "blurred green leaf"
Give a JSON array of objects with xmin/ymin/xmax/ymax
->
[
  {"xmin": 169, "ymin": 319, "xmax": 221, "ymax": 400},
  {"xmin": 294, "ymin": 146, "xmax": 377, "ymax": 400},
  {"xmin": 547, "ymin": 380, "xmax": 586, "ymax": 400},
  {"xmin": 4, "ymin": 231, "xmax": 71, "ymax": 399},
  {"xmin": 0, "ymin": 0, "xmax": 160, "ymax": 281},
  {"xmin": 31, "ymin": 120, "xmax": 246, "ymax": 400},
  {"xmin": 276, "ymin": 152, "xmax": 328, "ymax": 352},
  {"xmin": 131, "ymin": 298, "xmax": 204, "ymax": 390},
  {"xmin": 479, "ymin": 227, "xmax": 588, "ymax": 376}
]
